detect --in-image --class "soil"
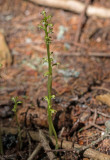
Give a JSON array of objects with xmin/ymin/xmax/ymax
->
[{"xmin": 0, "ymin": 0, "xmax": 110, "ymax": 159}]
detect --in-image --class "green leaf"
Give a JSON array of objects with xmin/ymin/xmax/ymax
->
[
  {"xmin": 50, "ymin": 58, "xmax": 53, "ymax": 62},
  {"xmin": 12, "ymin": 97, "xmax": 18, "ymax": 103},
  {"xmin": 41, "ymin": 10, "xmax": 46, "ymax": 16},
  {"xmin": 48, "ymin": 23, "xmax": 53, "ymax": 27},
  {"xmin": 12, "ymin": 97, "xmax": 22, "ymax": 113},
  {"xmin": 51, "ymin": 95, "xmax": 55, "ymax": 99},
  {"xmin": 47, "ymin": 15, "xmax": 52, "ymax": 20},
  {"xmin": 17, "ymin": 101, "xmax": 22, "ymax": 104},
  {"xmin": 38, "ymin": 25, "xmax": 45, "ymax": 30},
  {"xmin": 50, "ymin": 52, "xmax": 53, "ymax": 55},
  {"xmin": 43, "ymin": 58, "xmax": 48, "ymax": 63},
  {"xmin": 48, "ymin": 28, "xmax": 53, "ymax": 34},
  {"xmin": 44, "ymin": 71, "xmax": 49, "ymax": 76},
  {"xmin": 52, "ymin": 62, "xmax": 60, "ymax": 66},
  {"xmin": 44, "ymin": 96, "xmax": 49, "ymax": 102},
  {"xmin": 50, "ymin": 108, "xmax": 56, "ymax": 115},
  {"xmin": 12, "ymin": 104, "xmax": 17, "ymax": 112}
]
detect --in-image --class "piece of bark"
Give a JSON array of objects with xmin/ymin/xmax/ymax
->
[
  {"xmin": 1, "ymin": 127, "xmax": 110, "ymax": 160},
  {"xmin": 28, "ymin": 0, "xmax": 110, "ymax": 18},
  {"xmin": 0, "ymin": 30, "xmax": 12, "ymax": 67}
]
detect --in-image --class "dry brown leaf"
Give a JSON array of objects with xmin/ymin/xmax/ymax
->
[
  {"xmin": 96, "ymin": 94, "xmax": 110, "ymax": 107},
  {"xmin": 0, "ymin": 30, "xmax": 12, "ymax": 67}
]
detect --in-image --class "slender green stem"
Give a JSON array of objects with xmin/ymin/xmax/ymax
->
[
  {"xmin": 15, "ymin": 113, "xmax": 22, "ymax": 150},
  {"xmin": 0, "ymin": 125, "xmax": 3, "ymax": 155},
  {"xmin": 12, "ymin": 97, "xmax": 22, "ymax": 150},
  {"xmin": 39, "ymin": 11, "xmax": 58, "ymax": 149},
  {"xmin": 49, "ymin": 112, "xmax": 58, "ymax": 149},
  {"xmin": 45, "ymin": 19, "xmax": 58, "ymax": 149}
]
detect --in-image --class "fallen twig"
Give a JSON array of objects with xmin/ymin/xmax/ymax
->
[
  {"xmin": 46, "ymin": 148, "xmax": 75, "ymax": 152},
  {"xmin": 91, "ymin": 86, "xmax": 110, "ymax": 93},
  {"xmin": 27, "ymin": 131, "xmax": 32, "ymax": 156},
  {"xmin": 27, "ymin": 143, "xmax": 42, "ymax": 160},
  {"xmin": 60, "ymin": 52, "xmax": 110, "ymax": 57},
  {"xmin": 39, "ymin": 129, "xmax": 56, "ymax": 160},
  {"xmin": 74, "ymin": 0, "xmax": 91, "ymax": 43},
  {"xmin": 17, "ymin": 39, "xmax": 88, "ymax": 50},
  {"xmin": 31, "ymin": 45, "xmax": 110, "ymax": 58},
  {"xmin": 90, "ymin": 108, "xmax": 110, "ymax": 118},
  {"xmin": 28, "ymin": 0, "xmax": 110, "ymax": 18},
  {"xmin": 93, "ymin": 108, "xmax": 97, "ymax": 124},
  {"xmin": 89, "ymin": 122, "xmax": 105, "ymax": 131}
]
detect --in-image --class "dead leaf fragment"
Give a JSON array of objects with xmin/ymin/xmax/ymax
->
[
  {"xmin": 0, "ymin": 30, "xmax": 12, "ymax": 67},
  {"xmin": 96, "ymin": 94, "xmax": 110, "ymax": 107}
]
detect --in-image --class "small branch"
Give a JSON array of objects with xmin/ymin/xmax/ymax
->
[
  {"xmin": 31, "ymin": 46, "xmax": 110, "ymax": 58},
  {"xmin": 46, "ymin": 148, "xmax": 76, "ymax": 152},
  {"xmin": 90, "ymin": 108, "xmax": 110, "ymax": 118},
  {"xmin": 60, "ymin": 52, "xmax": 110, "ymax": 57},
  {"xmin": 27, "ymin": 0, "xmax": 110, "ymax": 18},
  {"xmin": 68, "ymin": 119, "xmax": 80, "ymax": 136},
  {"xmin": 27, "ymin": 143, "xmax": 42, "ymax": 160},
  {"xmin": 74, "ymin": 0, "xmax": 91, "ymax": 43},
  {"xmin": 89, "ymin": 122, "xmax": 105, "ymax": 131},
  {"xmin": 91, "ymin": 86, "xmax": 110, "ymax": 93},
  {"xmin": 17, "ymin": 40, "xmax": 88, "ymax": 50},
  {"xmin": 93, "ymin": 108, "xmax": 97, "ymax": 124},
  {"xmin": 39, "ymin": 129, "xmax": 56, "ymax": 160},
  {"xmin": 27, "ymin": 131, "xmax": 32, "ymax": 156}
]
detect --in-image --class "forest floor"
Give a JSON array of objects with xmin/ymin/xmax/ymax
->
[{"xmin": 0, "ymin": 0, "xmax": 110, "ymax": 159}]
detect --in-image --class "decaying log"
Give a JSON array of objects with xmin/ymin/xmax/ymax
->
[
  {"xmin": 28, "ymin": 0, "xmax": 110, "ymax": 18},
  {"xmin": 1, "ymin": 127, "xmax": 110, "ymax": 160}
]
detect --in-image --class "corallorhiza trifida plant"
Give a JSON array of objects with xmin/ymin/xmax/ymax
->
[
  {"xmin": 38, "ymin": 10, "xmax": 58, "ymax": 149},
  {"xmin": 12, "ymin": 97, "xmax": 22, "ymax": 150}
]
